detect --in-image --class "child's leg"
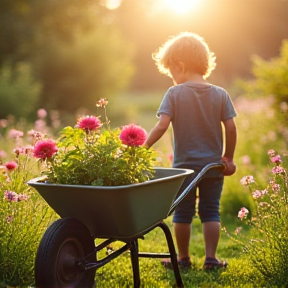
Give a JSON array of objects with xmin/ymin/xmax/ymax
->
[
  {"xmin": 174, "ymin": 222, "xmax": 191, "ymax": 259},
  {"xmin": 203, "ymin": 221, "xmax": 220, "ymax": 258}
]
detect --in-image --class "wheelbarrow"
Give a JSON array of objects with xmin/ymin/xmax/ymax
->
[{"xmin": 27, "ymin": 163, "xmax": 224, "ymax": 288}]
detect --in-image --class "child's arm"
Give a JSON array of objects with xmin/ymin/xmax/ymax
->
[
  {"xmin": 222, "ymin": 118, "xmax": 237, "ymax": 176},
  {"xmin": 144, "ymin": 113, "xmax": 171, "ymax": 148}
]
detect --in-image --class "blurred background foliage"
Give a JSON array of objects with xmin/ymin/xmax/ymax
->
[{"xmin": 0, "ymin": 0, "xmax": 288, "ymax": 123}]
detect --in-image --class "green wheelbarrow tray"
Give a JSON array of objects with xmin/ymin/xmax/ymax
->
[
  {"xmin": 27, "ymin": 164, "xmax": 224, "ymax": 240},
  {"xmin": 28, "ymin": 167, "xmax": 192, "ymax": 239}
]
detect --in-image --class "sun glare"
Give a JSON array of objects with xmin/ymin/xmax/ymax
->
[
  {"xmin": 163, "ymin": 0, "xmax": 200, "ymax": 14},
  {"xmin": 103, "ymin": 0, "xmax": 122, "ymax": 10}
]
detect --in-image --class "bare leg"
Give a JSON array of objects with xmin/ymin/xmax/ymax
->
[
  {"xmin": 203, "ymin": 221, "xmax": 220, "ymax": 258},
  {"xmin": 173, "ymin": 223, "xmax": 191, "ymax": 259}
]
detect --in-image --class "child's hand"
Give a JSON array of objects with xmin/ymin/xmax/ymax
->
[{"xmin": 221, "ymin": 157, "xmax": 236, "ymax": 176}]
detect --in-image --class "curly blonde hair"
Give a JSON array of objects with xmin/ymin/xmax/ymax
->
[{"xmin": 152, "ymin": 32, "xmax": 216, "ymax": 79}]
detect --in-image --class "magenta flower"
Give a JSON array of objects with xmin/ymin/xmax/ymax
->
[
  {"xmin": 33, "ymin": 139, "xmax": 58, "ymax": 160},
  {"xmin": 238, "ymin": 207, "xmax": 249, "ymax": 220},
  {"xmin": 119, "ymin": 124, "xmax": 147, "ymax": 146},
  {"xmin": 268, "ymin": 149, "xmax": 275, "ymax": 157},
  {"xmin": 5, "ymin": 161, "xmax": 18, "ymax": 171},
  {"xmin": 270, "ymin": 155, "xmax": 281, "ymax": 164},
  {"xmin": 77, "ymin": 116, "xmax": 101, "ymax": 131},
  {"xmin": 271, "ymin": 166, "xmax": 285, "ymax": 174},
  {"xmin": 4, "ymin": 191, "xmax": 19, "ymax": 202}
]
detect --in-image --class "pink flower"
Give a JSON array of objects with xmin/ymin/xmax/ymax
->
[
  {"xmin": 8, "ymin": 129, "xmax": 24, "ymax": 138},
  {"xmin": 252, "ymin": 190, "xmax": 262, "ymax": 199},
  {"xmin": 272, "ymin": 183, "xmax": 280, "ymax": 193},
  {"xmin": 4, "ymin": 191, "xmax": 19, "ymax": 202},
  {"xmin": 240, "ymin": 175, "xmax": 255, "ymax": 186},
  {"xmin": 271, "ymin": 166, "xmax": 285, "ymax": 175},
  {"xmin": 5, "ymin": 161, "xmax": 18, "ymax": 171},
  {"xmin": 96, "ymin": 98, "xmax": 108, "ymax": 108},
  {"xmin": 0, "ymin": 150, "xmax": 7, "ymax": 158},
  {"xmin": 33, "ymin": 139, "xmax": 58, "ymax": 160},
  {"xmin": 234, "ymin": 227, "xmax": 242, "ymax": 235},
  {"xmin": 119, "ymin": 124, "xmax": 147, "ymax": 146},
  {"xmin": 77, "ymin": 116, "xmax": 101, "ymax": 131},
  {"xmin": 37, "ymin": 108, "xmax": 47, "ymax": 119},
  {"xmin": 241, "ymin": 155, "xmax": 251, "ymax": 165},
  {"xmin": 238, "ymin": 207, "xmax": 249, "ymax": 220},
  {"xmin": 268, "ymin": 149, "xmax": 275, "ymax": 157},
  {"xmin": 270, "ymin": 155, "xmax": 281, "ymax": 164},
  {"xmin": 18, "ymin": 194, "xmax": 29, "ymax": 201}
]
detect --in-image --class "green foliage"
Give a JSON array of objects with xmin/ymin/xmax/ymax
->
[
  {"xmin": 238, "ymin": 39, "xmax": 288, "ymax": 125},
  {"xmin": 46, "ymin": 127, "xmax": 155, "ymax": 186},
  {"xmin": 0, "ymin": 153, "xmax": 57, "ymax": 287},
  {"xmin": 34, "ymin": 27, "xmax": 134, "ymax": 112},
  {"xmin": 225, "ymin": 152, "xmax": 288, "ymax": 287},
  {"xmin": 0, "ymin": 0, "xmax": 135, "ymax": 114},
  {"xmin": 38, "ymin": 105, "xmax": 156, "ymax": 186},
  {"xmin": 0, "ymin": 62, "xmax": 41, "ymax": 119}
]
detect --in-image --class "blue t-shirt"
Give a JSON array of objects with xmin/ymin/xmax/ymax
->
[{"xmin": 157, "ymin": 82, "xmax": 237, "ymax": 168}]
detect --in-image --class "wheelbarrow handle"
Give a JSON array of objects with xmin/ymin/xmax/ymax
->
[{"xmin": 167, "ymin": 163, "xmax": 225, "ymax": 216}]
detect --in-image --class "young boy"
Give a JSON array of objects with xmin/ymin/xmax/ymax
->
[{"xmin": 144, "ymin": 32, "xmax": 237, "ymax": 270}]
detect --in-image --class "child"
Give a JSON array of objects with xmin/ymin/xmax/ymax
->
[{"xmin": 144, "ymin": 32, "xmax": 237, "ymax": 270}]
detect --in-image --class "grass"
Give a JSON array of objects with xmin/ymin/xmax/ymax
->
[
  {"xmin": 1, "ymin": 89, "xmax": 287, "ymax": 287},
  {"xmin": 94, "ymin": 217, "xmax": 243, "ymax": 288}
]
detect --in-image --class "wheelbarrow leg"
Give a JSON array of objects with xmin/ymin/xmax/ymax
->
[
  {"xmin": 158, "ymin": 222, "xmax": 184, "ymax": 288},
  {"xmin": 130, "ymin": 239, "xmax": 141, "ymax": 288}
]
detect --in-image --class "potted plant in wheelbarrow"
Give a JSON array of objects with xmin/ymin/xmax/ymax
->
[{"xmin": 28, "ymin": 99, "xmax": 219, "ymax": 288}]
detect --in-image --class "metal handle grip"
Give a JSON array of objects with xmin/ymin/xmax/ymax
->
[{"xmin": 167, "ymin": 163, "xmax": 225, "ymax": 216}]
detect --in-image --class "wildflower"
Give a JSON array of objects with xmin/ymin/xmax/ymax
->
[
  {"xmin": 77, "ymin": 116, "xmax": 101, "ymax": 131},
  {"xmin": 272, "ymin": 183, "xmax": 280, "ymax": 193},
  {"xmin": 0, "ymin": 119, "xmax": 8, "ymax": 128},
  {"xmin": 33, "ymin": 139, "xmax": 58, "ymax": 160},
  {"xmin": 5, "ymin": 215, "xmax": 14, "ymax": 223},
  {"xmin": 240, "ymin": 175, "xmax": 255, "ymax": 186},
  {"xmin": 238, "ymin": 207, "xmax": 249, "ymax": 220},
  {"xmin": 242, "ymin": 155, "xmax": 251, "ymax": 165},
  {"xmin": 252, "ymin": 190, "xmax": 262, "ymax": 199},
  {"xmin": 37, "ymin": 108, "xmax": 47, "ymax": 119},
  {"xmin": 4, "ymin": 191, "xmax": 19, "ymax": 202},
  {"xmin": 5, "ymin": 161, "xmax": 18, "ymax": 171},
  {"xmin": 8, "ymin": 129, "xmax": 24, "ymax": 138},
  {"xmin": 18, "ymin": 194, "xmax": 29, "ymax": 201},
  {"xmin": 271, "ymin": 166, "xmax": 285, "ymax": 175},
  {"xmin": 119, "ymin": 124, "xmax": 147, "ymax": 146},
  {"xmin": 268, "ymin": 149, "xmax": 275, "ymax": 157},
  {"xmin": 0, "ymin": 150, "xmax": 7, "ymax": 158},
  {"xmin": 270, "ymin": 155, "xmax": 281, "ymax": 164},
  {"xmin": 34, "ymin": 119, "xmax": 47, "ymax": 131},
  {"xmin": 234, "ymin": 227, "xmax": 242, "ymax": 235},
  {"xmin": 96, "ymin": 98, "xmax": 108, "ymax": 108}
]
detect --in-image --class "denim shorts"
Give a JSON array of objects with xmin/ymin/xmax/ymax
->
[{"xmin": 172, "ymin": 166, "xmax": 224, "ymax": 224}]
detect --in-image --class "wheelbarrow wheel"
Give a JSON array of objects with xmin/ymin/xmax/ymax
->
[{"xmin": 35, "ymin": 217, "xmax": 96, "ymax": 288}]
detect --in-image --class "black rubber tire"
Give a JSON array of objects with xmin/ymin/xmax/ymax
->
[{"xmin": 35, "ymin": 217, "xmax": 96, "ymax": 288}]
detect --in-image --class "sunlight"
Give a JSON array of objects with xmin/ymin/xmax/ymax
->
[
  {"xmin": 103, "ymin": 0, "xmax": 122, "ymax": 10},
  {"xmin": 163, "ymin": 0, "xmax": 200, "ymax": 14}
]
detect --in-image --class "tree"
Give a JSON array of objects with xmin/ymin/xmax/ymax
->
[{"xmin": 0, "ymin": 0, "xmax": 134, "ymax": 117}]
